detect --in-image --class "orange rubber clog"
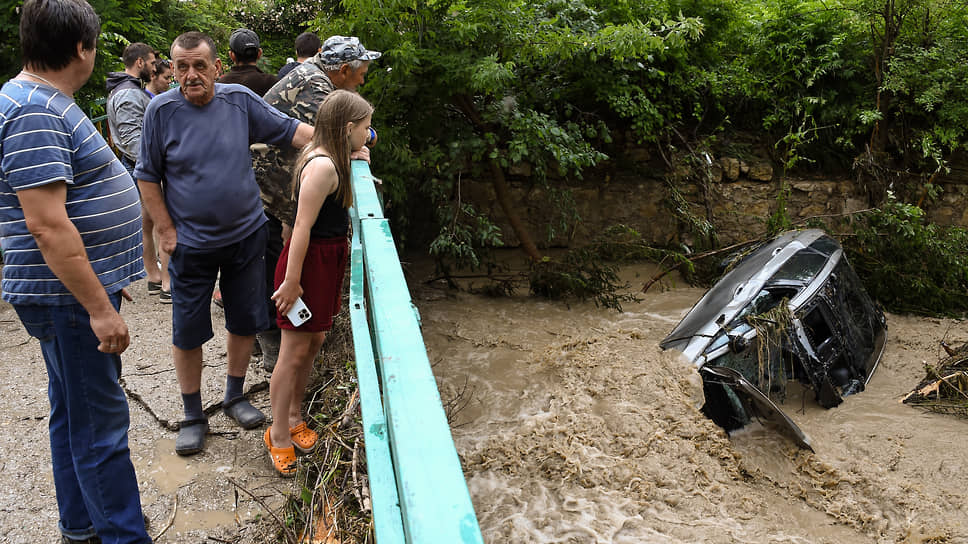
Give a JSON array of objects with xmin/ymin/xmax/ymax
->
[
  {"xmin": 289, "ymin": 421, "xmax": 318, "ymax": 453},
  {"xmin": 264, "ymin": 428, "xmax": 297, "ymax": 477}
]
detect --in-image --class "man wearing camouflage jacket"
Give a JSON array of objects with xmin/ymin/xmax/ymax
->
[{"xmin": 252, "ymin": 35, "xmax": 380, "ymax": 371}]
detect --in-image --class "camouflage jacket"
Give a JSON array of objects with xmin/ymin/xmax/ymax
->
[{"xmin": 253, "ymin": 53, "xmax": 336, "ymax": 224}]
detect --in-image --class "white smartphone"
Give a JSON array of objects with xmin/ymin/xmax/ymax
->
[{"xmin": 286, "ymin": 296, "xmax": 313, "ymax": 327}]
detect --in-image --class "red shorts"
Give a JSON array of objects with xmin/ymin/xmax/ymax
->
[{"xmin": 274, "ymin": 236, "xmax": 349, "ymax": 332}]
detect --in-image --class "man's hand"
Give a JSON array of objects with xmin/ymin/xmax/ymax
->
[
  {"xmin": 92, "ymin": 310, "xmax": 130, "ymax": 354},
  {"xmin": 157, "ymin": 224, "xmax": 178, "ymax": 255},
  {"xmin": 137, "ymin": 180, "xmax": 176, "ymax": 254}
]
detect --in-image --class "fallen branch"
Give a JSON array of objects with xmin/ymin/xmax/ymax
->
[
  {"xmin": 350, "ymin": 438, "xmax": 367, "ymax": 514},
  {"xmin": 119, "ymin": 377, "xmax": 178, "ymax": 431},
  {"xmin": 642, "ymin": 239, "xmax": 756, "ymax": 293},
  {"xmin": 228, "ymin": 477, "xmax": 298, "ymax": 544},
  {"xmin": 423, "ymin": 273, "xmax": 521, "ymax": 284},
  {"xmin": 339, "ymin": 389, "xmax": 360, "ymax": 429},
  {"xmin": 151, "ymin": 493, "xmax": 178, "ymax": 542}
]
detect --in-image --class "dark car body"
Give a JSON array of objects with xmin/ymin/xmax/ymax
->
[{"xmin": 660, "ymin": 229, "xmax": 887, "ymax": 449}]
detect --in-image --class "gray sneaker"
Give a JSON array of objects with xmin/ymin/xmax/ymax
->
[{"xmin": 257, "ymin": 328, "xmax": 281, "ymax": 372}]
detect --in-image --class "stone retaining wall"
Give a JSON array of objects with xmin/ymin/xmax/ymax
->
[{"xmin": 460, "ymin": 154, "xmax": 968, "ymax": 249}]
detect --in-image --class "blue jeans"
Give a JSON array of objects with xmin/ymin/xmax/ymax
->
[{"xmin": 14, "ymin": 293, "xmax": 151, "ymax": 544}]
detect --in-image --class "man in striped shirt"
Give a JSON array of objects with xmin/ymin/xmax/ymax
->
[{"xmin": 0, "ymin": 1, "xmax": 151, "ymax": 543}]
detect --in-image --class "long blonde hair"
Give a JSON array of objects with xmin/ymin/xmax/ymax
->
[{"xmin": 291, "ymin": 89, "xmax": 374, "ymax": 209}]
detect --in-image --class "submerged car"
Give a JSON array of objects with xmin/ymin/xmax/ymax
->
[{"xmin": 660, "ymin": 229, "xmax": 887, "ymax": 450}]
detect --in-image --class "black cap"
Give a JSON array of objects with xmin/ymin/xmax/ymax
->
[{"xmin": 229, "ymin": 28, "xmax": 260, "ymax": 54}]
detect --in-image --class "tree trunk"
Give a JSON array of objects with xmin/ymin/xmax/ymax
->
[
  {"xmin": 870, "ymin": 0, "xmax": 900, "ymax": 155},
  {"xmin": 452, "ymin": 93, "xmax": 543, "ymax": 262},
  {"xmin": 488, "ymin": 158, "xmax": 542, "ymax": 261}
]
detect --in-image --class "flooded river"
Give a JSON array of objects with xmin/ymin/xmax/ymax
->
[{"xmin": 415, "ymin": 262, "xmax": 968, "ymax": 543}]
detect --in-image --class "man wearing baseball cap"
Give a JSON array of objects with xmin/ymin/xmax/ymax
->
[
  {"xmin": 218, "ymin": 28, "xmax": 277, "ymax": 97},
  {"xmin": 251, "ymin": 35, "xmax": 380, "ymax": 372}
]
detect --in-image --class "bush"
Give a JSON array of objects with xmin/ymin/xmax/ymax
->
[{"xmin": 841, "ymin": 194, "xmax": 968, "ymax": 315}]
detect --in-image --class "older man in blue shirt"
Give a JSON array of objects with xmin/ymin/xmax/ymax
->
[{"xmin": 136, "ymin": 31, "xmax": 312, "ymax": 456}]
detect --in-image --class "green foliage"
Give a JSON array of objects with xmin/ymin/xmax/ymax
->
[
  {"xmin": 0, "ymin": 0, "xmax": 21, "ymax": 84},
  {"xmin": 587, "ymin": 224, "xmax": 690, "ymax": 266},
  {"xmin": 529, "ymin": 252, "xmax": 639, "ymax": 311},
  {"xmin": 527, "ymin": 223, "xmax": 703, "ymax": 310},
  {"xmin": 0, "ymin": 0, "xmax": 251, "ymax": 112},
  {"xmin": 881, "ymin": 30, "xmax": 968, "ymax": 170},
  {"xmin": 841, "ymin": 193, "xmax": 968, "ymax": 316},
  {"xmin": 429, "ymin": 201, "xmax": 504, "ymax": 275},
  {"xmin": 765, "ymin": 181, "xmax": 793, "ymax": 236},
  {"xmin": 308, "ymin": 0, "xmax": 703, "ymax": 269},
  {"xmin": 709, "ymin": 0, "xmax": 872, "ymax": 165},
  {"xmin": 663, "ymin": 150, "xmax": 717, "ymax": 249}
]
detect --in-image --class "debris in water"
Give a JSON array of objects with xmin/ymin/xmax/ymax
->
[{"xmin": 903, "ymin": 341, "xmax": 968, "ymax": 417}]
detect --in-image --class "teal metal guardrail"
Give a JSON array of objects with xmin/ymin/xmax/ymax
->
[
  {"xmin": 349, "ymin": 160, "xmax": 484, "ymax": 543},
  {"xmin": 87, "ymin": 97, "xmax": 110, "ymax": 142}
]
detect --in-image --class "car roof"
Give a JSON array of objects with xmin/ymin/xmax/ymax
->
[{"xmin": 660, "ymin": 229, "xmax": 840, "ymax": 359}]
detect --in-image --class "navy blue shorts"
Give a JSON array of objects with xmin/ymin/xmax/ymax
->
[{"xmin": 168, "ymin": 224, "xmax": 270, "ymax": 350}]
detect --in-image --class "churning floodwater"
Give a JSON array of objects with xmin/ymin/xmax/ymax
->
[{"xmin": 414, "ymin": 262, "xmax": 968, "ymax": 544}]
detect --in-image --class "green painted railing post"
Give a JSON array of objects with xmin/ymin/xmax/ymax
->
[{"xmin": 350, "ymin": 161, "xmax": 484, "ymax": 543}]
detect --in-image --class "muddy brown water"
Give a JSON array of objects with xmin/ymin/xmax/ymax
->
[{"xmin": 416, "ymin": 263, "xmax": 968, "ymax": 544}]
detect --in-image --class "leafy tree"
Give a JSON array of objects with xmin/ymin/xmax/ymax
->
[
  {"xmin": 305, "ymin": 0, "xmax": 702, "ymax": 271},
  {"xmin": 840, "ymin": 194, "xmax": 968, "ymax": 315},
  {"xmin": 0, "ymin": 0, "xmax": 20, "ymax": 84},
  {"xmin": 1, "ymin": 0, "xmax": 255, "ymax": 114},
  {"xmin": 875, "ymin": 2, "xmax": 968, "ymax": 172}
]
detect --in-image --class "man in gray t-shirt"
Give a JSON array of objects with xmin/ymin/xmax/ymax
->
[{"xmin": 136, "ymin": 31, "xmax": 312, "ymax": 456}]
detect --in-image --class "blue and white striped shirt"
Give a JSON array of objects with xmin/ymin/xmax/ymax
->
[{"xmin": 0, "ymin": 79, "xmax": 145, "ymax": 305}]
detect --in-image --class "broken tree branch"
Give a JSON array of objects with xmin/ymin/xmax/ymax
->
[
  {"xmin": 151, "ymin": 493, "xmax": 178, "ymax": 542},
  {"xmin": 642, "ymin": 239, "xmax": 755, "ymax": 293}
]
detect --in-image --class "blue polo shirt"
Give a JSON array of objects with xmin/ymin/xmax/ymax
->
[
  {"xmin": 0, "ymin": 79, "xmax": 145, "ymax": 305},
  {"xmin": 135, "ymin": 83, "xmax": 299, "ymax": 248}
]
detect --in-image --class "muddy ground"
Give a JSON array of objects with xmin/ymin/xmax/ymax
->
[{"xmin": 0, "ymin": 281, "xmax": 291, "ymax": 544}]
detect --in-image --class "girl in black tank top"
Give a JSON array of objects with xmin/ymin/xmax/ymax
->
[{"xmin": 264, "ymin": 90, "xmax": 374, "ymax": 476}]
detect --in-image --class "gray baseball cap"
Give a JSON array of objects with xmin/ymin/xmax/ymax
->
[
  {"xmin": 229, "ymin": 28, "xmax": 260, "ymax": 54},
  {"xmin": 320, "ymin": 36, "xmax": 381, "ymax": 65}
]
